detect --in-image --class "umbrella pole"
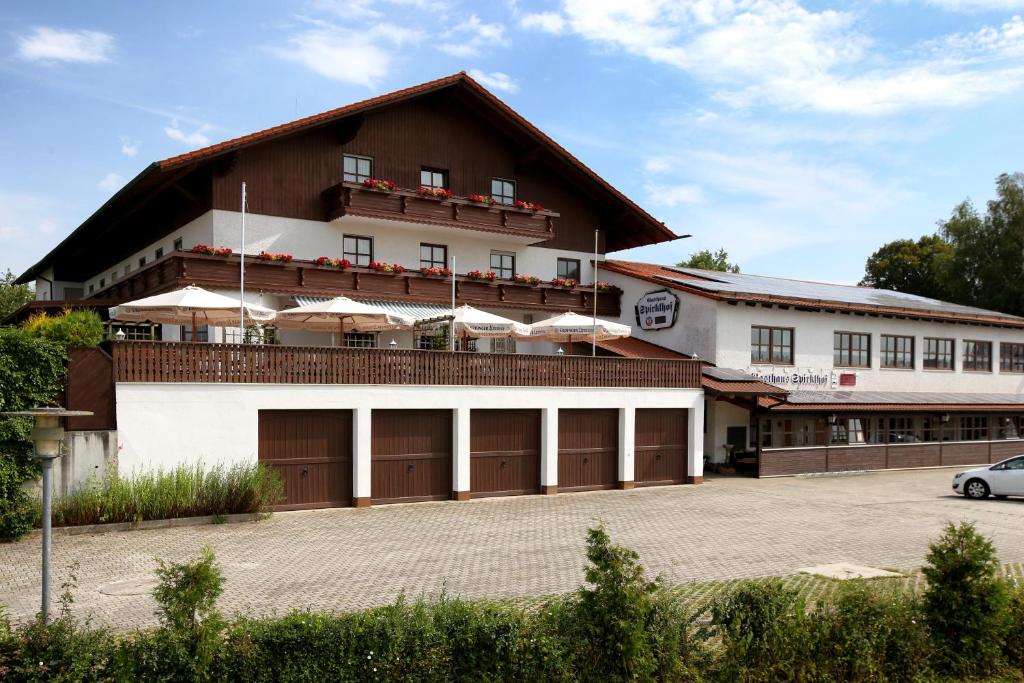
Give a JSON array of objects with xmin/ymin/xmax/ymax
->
[
  {"xmin": 339, "ymin": 320, "xmax": 346, "ymax": 348},
  {"xmin": 191, "ymin": 311, "xmax": 197, "ymax": 342}
]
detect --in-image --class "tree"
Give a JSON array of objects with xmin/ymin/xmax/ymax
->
[
  {"xmin": 677, "ymin": 248, "xmax": 739, "ymax": 273},
  {"xmin": 859, "ymin": 234, "xmax": 954, "ymax": 301},
  {"xmin": 0, "ymin": 269, "xmax": 33, "ymax": 322}
]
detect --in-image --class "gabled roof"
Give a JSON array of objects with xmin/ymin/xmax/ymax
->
[
  {"xmin": 604, "ymin": 260, "xmax": 1024, "ymax": 328},
  {"xmin": 19, "ymin": 72, "xmax": 676, "ymax": 285}
]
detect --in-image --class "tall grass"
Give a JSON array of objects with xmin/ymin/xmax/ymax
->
[{"xmin": 49, "ymin": 463, "xmax": 283, "ymax": 527}]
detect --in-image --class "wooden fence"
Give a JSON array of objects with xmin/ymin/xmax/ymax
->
[{"xmin": 112, "ymin": 342, "xmax": 702, "ymax": 389}]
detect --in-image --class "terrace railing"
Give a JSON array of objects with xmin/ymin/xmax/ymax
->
[{"xmin": 112, "ymin": 342, "xmax": 702, "ymax": 389}]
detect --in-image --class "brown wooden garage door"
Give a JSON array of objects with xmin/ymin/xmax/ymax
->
[
  {"xmin": 257, "ymin": 410, "xmax": 352, "ymax": 511},
  {"xmin": 471, "ymin": 409, "xmax": 541, "ymax": 498},
  {"xmin": 635, "ymin": 409, "xmax": 688, "ymax": 486},
  {"xmin": 558, "ymin": 409, "xmax": 618, "ymax": 492},
  {"xmin": 372, "ymin": 409, "xmax": 452, "ymax": 504}
]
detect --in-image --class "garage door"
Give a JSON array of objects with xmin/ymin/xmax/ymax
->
[
  {"xmin": 471, "ymin": 409, "xmax": 541, "ymax": 498},
  {"xmin": 257, "ymin": 410, "xmax": 352, "ymax": 510},
  {"xmin": 635, "ymin": 409, "xmax": 688, "ymax": 486},
  {"xmin": 372, "ymin": 409, "xmax": 452, "ymax": 504},
  {"xmin": 558, "ymin": 409, "xmax": 618, "ymax": 492}
]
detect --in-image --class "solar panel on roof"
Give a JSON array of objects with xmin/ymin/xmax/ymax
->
[{"xmin": 661, "ymin": 267, "xmax": 1022, "ymax": 320}]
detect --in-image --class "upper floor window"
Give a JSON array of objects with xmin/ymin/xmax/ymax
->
[
  {"xmin": 139, "ymin": 256, "xmax": 147, "ymax": 268},
  {"xmin": 751, "ymin": 326, "xmax": 793, "ymax": 365},
  {"xmin": 833, "ymin": 331, "xmax": 870, "ymax": 368},
  {"xmin": 963, "ymin": 340, "xmax": 992, "ymax": 372},
  {"xmin": 111, "ymin": 271, "xmax": 118, "ymax": 282},
  {"xmin": 490, "ymin": 251, "xmax": 515, "ymax": 279},
  {"xmin": 557, "ymin": 258, "xmax": 581, "ymax": 282},
  {"xmin": 99, "ymin": 278, "xmax": 105, "ymax": 288},
  {"xmin": 420, "ymin": 243, "xmax": 448, "ymax": 269},
  {"xmin": 1001, "ymin": 342, "xmax": 1024, "ymax": 373},
  {"xmin": 343, "ymin": 154, "xmax": 373, "ymax": 184},
  {"xmin": 924, "ymin": 337, "xmax": 954, "ymax": 371},
  {"xmin": 88, "ymin": 284, "xmax": 94, "ymax": 294},
  {"xmin": 491, "ymin": 178, "xmax": 515, "ymax": 205},
  {"xmin": 173, "ymin": 237, "xmax": 183, "ymax": 251},
  {"xmin": 343, "ymin": 235, "xmax": 373, "ymax": 266},
  {"xmin": 881, "ymin": 334, "xmax": 914, "ymax": 369},
  {"xmin": 420, "ymin": 168, "xmax": 448, "ymax": 189}
]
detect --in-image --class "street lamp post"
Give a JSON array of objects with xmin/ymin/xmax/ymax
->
[{"xmin": 0, "ymin": 407, "xmax": 92, "ymax": 621}]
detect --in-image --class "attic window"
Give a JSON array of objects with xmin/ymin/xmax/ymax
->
[
  {"xmin": 491, "ymin": 178, "xmax": 515, "ymax": 205},
  {"xmin": 343, "ymin": 154, "xmax": 373, "ymax": 183}
]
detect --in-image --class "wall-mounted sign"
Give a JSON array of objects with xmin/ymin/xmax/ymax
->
[
  {"xmin": 744, "ymin": 366, "xmax": 842, "ymax": 390},
  {"xmin": 635, "ymin": 289, "xmax": 679, "ymax": 330}
]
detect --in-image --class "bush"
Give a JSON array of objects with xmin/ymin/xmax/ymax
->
[
  {"xmin": 1005, "ymin": 583, "xmax": 1024, "ymax": 672},
  {"xmin": 50, "ymin": 462, "xmax": 283, "ymax": 527},
  {"xmin": 23, "ymin": 309, "xmax": 104, "ymax": 348},
  {"xmin": 710, "ymin": 579, "xmax": 809, "ymax": 682},
  {"xmin": 0, "ymin": 328, "xmax": 66, "ymax": 541},
  {"xmin": 922, "ymin": 521, "xmax": 1010, "ymax": 677}
]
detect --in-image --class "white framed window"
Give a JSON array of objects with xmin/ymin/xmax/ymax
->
[
  {"xmin": 343, "ymin": 154, "xmax": 373, "ymax": 183},
  {"xmin": 343, "ymin": 332, "xmax": 377, "ymax": 348},
  {"xmin": 343, "ymin": 235, "xmax": 373, "ymax": 266},
  {"xmin": 491, "ymin": 178, "xmax": 515, "ymax": 205},
  {"xmin": 490, "ymin": 251, "xmax": 515, "ymax": 279}
]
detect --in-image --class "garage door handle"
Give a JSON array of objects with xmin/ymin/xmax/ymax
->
[
  {"xmin": 583, "ymin": 457, "xmax": 589, "ymax": 464},
  {"xmin": 655, "ymin": 454, "xmax": 662, "ymax": 460},
  {"xmin": 408, "ymin": 464, "xmax": 415, "ymax": 472},
  {"xmin": 302, "ymin": 467, "xmax": 309, "ymax": 476},
  {"xmin": 500, "ymin": 460, "xmax": 507, "ymax": 469}
]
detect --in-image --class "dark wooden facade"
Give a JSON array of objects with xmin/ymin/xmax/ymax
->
[
  {"xmin": 64, "ymin": 347, "xmax": 116, "ymax": 431},
  {"xmin": 470, "ymin": 409, "xmax": 541, "ymax": 497},
  {"xmin": 371, "ymin": 409, "xmax": 453, "ymax": 504},
  {"xmin": 557, "ymin": 409, "xmax": 619, "ymax": 492},
  {"xmin": 634, "ymin": 409, "xmax": 688, "ymax": 486},
  {"xmin": 257, "ymin": 409, "xmax": 353, "ymax": 510}
]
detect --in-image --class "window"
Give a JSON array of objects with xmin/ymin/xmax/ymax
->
[
  {"xmin": 887, "ymin": 417, "xmax": 919, "ymax": 443},
  {"xmin": 182, "ymin": 325, "xmax": 209, "ymax": 342},
  {"xmin": 111, "ymin": 271, "xmax": 118, "ymax": 282},
  {"xmin": 1000, "ymin": 342, "xmax": 1024, "ymax": 373},
  {"xmin": 490, "ymin": 251, "xmax": 515, "ymax": 279},
  {"xmin": 750, "ymin": 326, "xmax": 793, "ymax": 365},
  {"xmin": 922, "ymin": 416, "xmax": 943, "ymax": 442},
  {"xmin": 124, "ymin": 265, "xmax": 131, "ymax": 277},
  {"xmin": 455, "ymin": 337, "xmax": 478, "ymax": 352},
  {"xmin": 557, "ymin": 258, "xmax": 581, "ymax": 281},
  {"xmin": 420, "ymin": 243, "xmax": 447, "ymax": 269},
  {"xmin": 491, "ymin": 337, "xmax": 517, "ymax": 354},
  {"xmin": 881, "ymin": 335, "xmax": 914, "ymax": 369},
  {"xmin": 99, "ymin": 278, "xmax": 105, "ymax": 288},
  {"xmin": 343, "ymin": 332, "xmax": 377, "ymax": 348},
  {"xmin": 833, "ymin": 332, "xmax": 870, "ymax": 368},
  {"xmin": 343, "ymin": 154, "xmax": 373, "ymax": 183},
  {"xmin": 224, "ymin": 326, "xmax": 279, "ymax": 345},
  {"xmin": 924, "ymin": 337, "xmax": 954, "ymax": 370},
  {"xmin": 154, "ymin": 247, "xmax": 164, "ymax": 259},
  {"xmin": 139, "ymin": 257, "xmax": 147, "ymax": 268},
  {"xmin": 997, "ymin": 416, "xmax": 1024, "ymax": 440},
  {"xmin": 420, "ymin": 167, "xmax": 447, "ymax": 189},
  {"xmin": 759, "ymin": 418, "xmax": 773, "ymax": 447},
  {"xmin": 491, "ymin": 178, "xmax": 515, "ymax": 205},
  {"xmin": 110, "ymin": 324, "xmax": 158, "ymax": 341},
  {"xmin": 775, "ymin": 417, "xmax": 826, "ymax": 447},
  {"xmin": 88, "ymin": 284, "xmax": 94, "ymax": 294},
  {"xmin": 343, "ymin": 235, "xmax": 373, "ymax": 266},
  {"xmin": 173, "ymin": 237, "xmax": 183, "ymax": 251},
  {"xmin": 959, "ymin": 415, "xmax": 989, "ymax": 441},
  {"xmin": 1000, "ymin": 456, "xmax": 1024, "ymax": 470},
  {"xmin": 963, "ymin": 340, "xmax": 992, "ymax": 372}
]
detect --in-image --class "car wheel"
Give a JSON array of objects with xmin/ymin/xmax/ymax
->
[{"xmin": 964, "ymin": 479, "xmax": 990, "ymax": 499}]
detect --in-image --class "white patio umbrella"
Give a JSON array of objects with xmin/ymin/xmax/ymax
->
[
  {"xmin": 451, "ymin": 305, "xmax": 531, "ymax": 338},
  {"xmin": 527, "ymin": 311, "xmax": 631, "ymax": 353},
  {"xmin": 108, "ymin": 285, "xmax": 276, "ymax": 340},
  {"xmin": 274, "ymin": 296, "xmax": 414, "ymax": 345}
]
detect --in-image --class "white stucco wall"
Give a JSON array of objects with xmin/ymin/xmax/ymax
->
[
  {"xmin": 114, "ymin": 383, "xmax": 704, "ymax": 476},
  {"xmin": 705, "ymin": 400, "xmax": 752, "ymax": 463}
]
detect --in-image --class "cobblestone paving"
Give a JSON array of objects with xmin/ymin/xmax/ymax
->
[{"xmin": 2, "ymin": 468, "xmax": 1023, "ymax": 631}]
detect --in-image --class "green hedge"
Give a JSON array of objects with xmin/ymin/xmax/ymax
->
[{"xmin": 1, "ymin": 523, "xmax": 1022, "ymax": 682}]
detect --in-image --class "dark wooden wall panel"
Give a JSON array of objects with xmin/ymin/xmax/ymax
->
[
  {"xmin": 635, "ymin": 409, "xmax": 687, "ymax": 485},
  {"xmin": 470, "ymin": 409, "xmax": 541, "ymax": 497},
  {"xmin": 372, "ymin": 409, "xmax": 452, "ymax": 504},
  {"xmin": 558, "ymin": 409, "xmax": 618, "ymax": 491},
  {"xmin": 65, "ymin": 347, "xmax": 116, "ymax": 431},
  {"xmin": 257, "ymin": 409, "xmax": 352, "ymax": 510}
]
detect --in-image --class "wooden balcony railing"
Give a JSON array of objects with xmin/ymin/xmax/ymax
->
[
  {"xmin": 322, "ymin": 182, "xmax": 557, "ymax": 242},
  {"xmin": 112, "ymin": 342, "xmax": 702, "ymax": 389}
]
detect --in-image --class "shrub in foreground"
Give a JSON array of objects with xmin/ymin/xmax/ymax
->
[
  {"xmin": 50, "ymin": 463, "xmax": 283, "ymax": 527},
  {"xmin": 22, "ymin": 309, "xmax": 104, "ymax": 348}
]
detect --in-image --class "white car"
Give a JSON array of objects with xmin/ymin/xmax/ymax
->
[{"xmin": 952, "ymin": 455, "xmax": 1024, "ymax": 499}]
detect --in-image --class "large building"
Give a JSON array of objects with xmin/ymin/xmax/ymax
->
[
  {"xmin": 601, "ymin": 261, "xmax": 1024, "ymax": 476},
  {"xmin": 12, "ymin": 73, "xmax": 708, "ymax": 507}
]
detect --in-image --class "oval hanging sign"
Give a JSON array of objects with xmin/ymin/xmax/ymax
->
[{"xmin": 635, "ymin": 289, "xmax": 679, "ymax": 330}]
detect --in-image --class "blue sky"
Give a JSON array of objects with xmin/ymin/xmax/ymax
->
[{"xmin": 2, "ymin": 0, "xmax": 1023, "ymax": 285}]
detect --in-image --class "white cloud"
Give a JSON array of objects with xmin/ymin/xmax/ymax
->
[
  {"xmin": 520, "ymin": 12, "xmax": 567, "ymax": 34},
  {"xmin": 16, "ymin": 27, "xmax": 114, "ymax": 64},
  {"xmin": 644, "ymin": 183, "xmax": 705, "ymax": 206},
  {"xmin": 468, "ymin": 69, "xmax": 518, "ymax": 93},
  {"xmin": 548, "ymin": 0, "xmax": 1024, "ymax": 115},
  {"xmin": 98, "ymin": 173, "xmax": 125, "ymax": 193},
  {"xmin": 273, "ymin": 22, "xmax": 423, "ymax": 87},
  {"xmin": 643, "ymin": 157, "xmax": 675, "ymax": 173},
  {"xmin": 164, "ymin": 119, "xmax": 211, "ymax": 147},
  {"xmin": 119, "ymin": 136, "xmax": 139, "ymax": 157},
  {"xmin": 923, "ymin": 0, "xmax": 1024, "ymax": 10},
  {"xmin": 439, "ymin": 14, "xmax": 508, "ymax": 57}
]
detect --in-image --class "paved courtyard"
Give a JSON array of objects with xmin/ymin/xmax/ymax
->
[{"xmin": 2, "ymin": 468, "xmax": 1023, "ymax": 631}]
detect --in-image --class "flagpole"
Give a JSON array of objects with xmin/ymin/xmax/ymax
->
[
  {"xmin": 239, "ymin": 182, "xmax": 247, "ymax": 343},
  {"xmin": 450, "ymin": 255, "xmax": 456, "ymax": 352},
  {"xmin": 592, "ymin": 228, "xmax": 598, "ymax": 357}
]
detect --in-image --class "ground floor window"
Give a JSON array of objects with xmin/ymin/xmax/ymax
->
[
  {"xmin": 182, "ymin": 325, "xmax": 209, "ymax": 342},
  {"xmin": 997, "ymin": 416, "xmax": 1024, "ymax": 439},
  {"xmin": 958, "ymin": 416, "xmax": 989, "ymax": 441},
  {"xmin": 455, "ymin": 337, "xmax": 478, "ymax": 352},
  {"xmin": 223, "ymin": 325, "xmax": 279, "ymax": 345},
  {"xmin": 343, "ymin": 332, "xmax": 377, "ymax": 348},
  {"xmin": 108, "ymin": 323, "xmax": 160, "ymax": 341},
  {"xmin": 491, "ymin": 337, "xmax": 517, "ymax": 354}
]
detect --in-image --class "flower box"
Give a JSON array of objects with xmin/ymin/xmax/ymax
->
[
  {"xmin": 368, "ymin": 261, "xmax": 406, "ymax": 274},
  {"xmin": 585, "ymin": 281, "xmax": 615, "ymax": 292},
  {"xmin": 315, "ymin": 256, "xmax": 352, "ymax": 269},
  {"xmin": 417, "ymin": 186, "xmax": 453, "ymax": 200},
  {"xmin": 467, "ymin": 193, "xmax": 495, "ymax": 205},
  {"xmin": 257, "ymin": 251, "xmax": 293, "ymax": 262},
  {"xmin": 419, "ymin": 266, "xmax": 452, "ymax": 277},
  {"xmin": 190, "ymin": 244, "xmax": 233, "ymax": 256},
  {"xmin": 466, "ymin": 270, "xmax": 497, "ymax": 282},
  {"xmin": 550, "ymin": 277, "xmax": 577, "ymax": 289},
  {"xmin": 514, "ymin": 274, "xmax": 542, "ymax": 287},
  {"xmin": 514, "ymin": 199, "xmax": 544, "ymax": 212},
  {"xmin": 362, "ymin": 178, "xmax": 399, "ymax": 192}
]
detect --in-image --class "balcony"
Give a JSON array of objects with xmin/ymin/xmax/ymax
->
[
  {"xmin": 91, "ymin": 252, "xmax": 621, "ymax": 317},
  {"xmin": 322, "ymin": 182, "xmax": 557, "ymax": 243},
  {"xmin": 111, "ymin": 342, "xmax": 703, "ymax": 388}
]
